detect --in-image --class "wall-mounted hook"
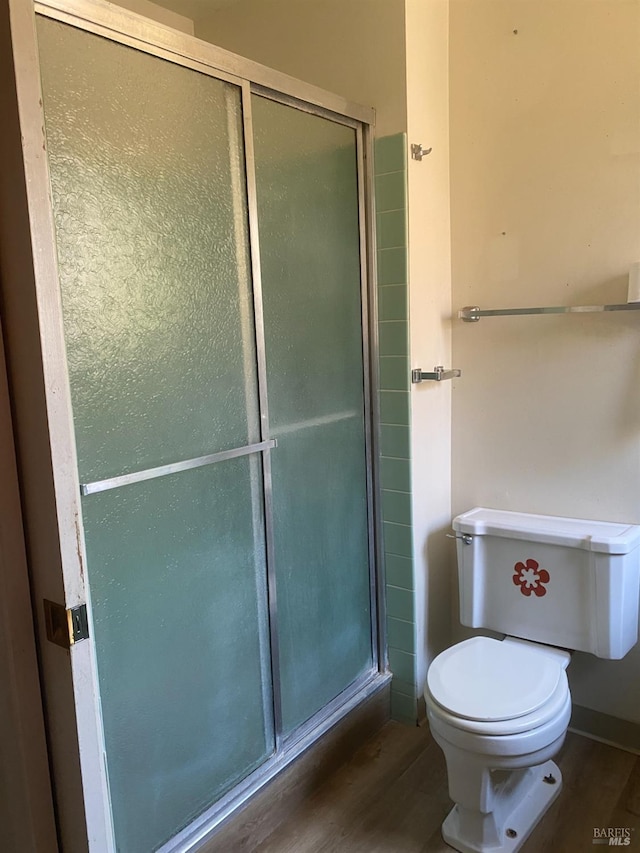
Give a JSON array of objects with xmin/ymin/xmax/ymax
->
[{"xmin": 411, "ymin": 143, "xmax": 432, "ymax": 161}]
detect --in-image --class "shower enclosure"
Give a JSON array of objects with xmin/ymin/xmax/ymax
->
[{"xmin": 3, "ymin": 1, "xmax": 384, "ymax": 850}]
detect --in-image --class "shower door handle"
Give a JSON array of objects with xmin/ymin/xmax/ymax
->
[{"xmin": 80, "ymin": 439, "xmax": 277, "ymax": 496}]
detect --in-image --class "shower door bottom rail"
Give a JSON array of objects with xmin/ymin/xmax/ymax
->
[{"xmin": 156, "ymin": 668, "xmax": 391, "ymax": 853}]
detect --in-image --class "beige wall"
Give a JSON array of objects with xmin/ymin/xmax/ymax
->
[
  {"xmin": 406, "ymin": 0, "xmax": 452, "ymax": 686},
  {"xmin": 195, "ymin": 0, "xmax": 407, "ymax": 137},
  {"xmin": 115, "ymin": 0, "xmax": 194, "ymax": 33},
  {"xmin": 450, "ymin": 0, "xmax": 640, "ymax": 722}
]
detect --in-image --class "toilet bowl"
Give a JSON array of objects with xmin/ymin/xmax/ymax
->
[{"xmin": 425, "ymin": 636, "xmax": 571, "ymax": 853}]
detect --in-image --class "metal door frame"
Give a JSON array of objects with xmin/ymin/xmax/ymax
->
[{"xmin": 2, "ymin": 0, "xmax": 388, "ymax": 849}]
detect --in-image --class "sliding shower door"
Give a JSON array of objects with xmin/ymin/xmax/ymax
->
[
  {"xmin": 31, "ymin": 6, "xmax": 377, "ymax": 851},
  {"xmin": 252, "ymin": 96, "xmax": 373, "ymax": 736},
  {"xmin": 37, "ymin": 19, "xmax": 274, "ymax": 853}
]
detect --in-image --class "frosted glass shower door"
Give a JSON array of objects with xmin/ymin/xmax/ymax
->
[
  {"xmin": 252, "ymin": 96, "xmax": 373, "ymax": 735},
  {"xmin": 37, "ymin": 18, "xmax": 273, "ymax": 853}
]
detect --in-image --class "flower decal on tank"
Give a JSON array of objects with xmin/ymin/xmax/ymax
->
[{"xmin": 512, "ymin": 559, "xmax": 550, "ymax": 597}]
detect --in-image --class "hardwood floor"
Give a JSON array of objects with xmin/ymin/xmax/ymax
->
[{"xmin": 219, "ymin": 722, "xmax": 640, "ymax": 852}]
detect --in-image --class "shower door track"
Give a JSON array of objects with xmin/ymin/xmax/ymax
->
[{"xmin": 158, "ymin": 671, "xmax": 391, "ymax": 853}]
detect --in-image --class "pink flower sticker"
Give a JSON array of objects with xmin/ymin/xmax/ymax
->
[{"xmin": 513, "ymin": 559, "xmax": 550, "ymax": 597}]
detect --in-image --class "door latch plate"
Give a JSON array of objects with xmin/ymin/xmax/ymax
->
[{"xmin": 44, "ymin": 599, "xmax": 89, "ymax": 648}]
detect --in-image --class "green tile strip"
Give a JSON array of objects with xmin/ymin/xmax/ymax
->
[{"xmin": 374, "ymin": 133, "xmax": 417, "ymax": 724}]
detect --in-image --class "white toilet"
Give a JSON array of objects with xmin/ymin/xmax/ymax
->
[{"xmin": 425, "ymin": 507, "xmax": 640, "ymax": 853}]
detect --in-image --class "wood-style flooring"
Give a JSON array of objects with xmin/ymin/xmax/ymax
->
[{"xmin": 225, "ymin": 722, "xmax": 640, "ymax": 853}]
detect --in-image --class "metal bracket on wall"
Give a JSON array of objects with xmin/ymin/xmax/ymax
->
[
  {"xmin": 410, "ymin": 143, "xmax": 432, "ymax": 161},
  {"xmin": 44, "ymin": 599, "xmax": 89, "ymax": 648},
  {"xmin": 411, "ymin": 366, "xmax": 461, "ymax": 383}
]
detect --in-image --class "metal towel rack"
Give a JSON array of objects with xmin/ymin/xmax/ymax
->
[{"xmin": 459, "ymin": 303, "xmax": 640, "ymax": 322}]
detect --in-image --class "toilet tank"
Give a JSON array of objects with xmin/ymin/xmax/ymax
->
[{"xmin": 453, "ymin": 507, "xmax": 640, "ymax": 659}]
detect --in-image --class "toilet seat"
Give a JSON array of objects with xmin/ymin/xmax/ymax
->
[
  {"xmin": 426, "ymin": 678, "xmax": 570, "ymax": 737},
  {"xmin": 426, "ymin": 636, "xmax": 570, "ymax": 736}
]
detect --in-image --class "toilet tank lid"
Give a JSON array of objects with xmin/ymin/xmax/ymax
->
[{"xmin": 453, "ymin": 507, "xmax": 640, "ymax": 555}]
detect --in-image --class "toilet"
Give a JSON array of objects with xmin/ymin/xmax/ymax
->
[{"xmin": 425, "ymin": 507, "xmax": 640, "ymax": 853}]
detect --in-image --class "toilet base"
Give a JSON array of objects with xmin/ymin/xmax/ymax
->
[{"xmin": 441, "ymin": 760, "xmax": 562, "ymax": 853}]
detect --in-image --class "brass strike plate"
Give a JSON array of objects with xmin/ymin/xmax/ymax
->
[{"xmin": 44, "ymin": 599, "xmax": 89, "ymax": 648}]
